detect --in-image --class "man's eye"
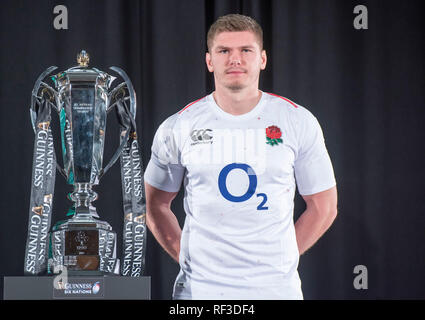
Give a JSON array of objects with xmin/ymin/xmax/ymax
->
[
  {"xmin": 219, "ymin": 49, "xmax": 228, "ymax": 53},
  {"xmin": 242, "ymin": 49, "xmax": 252, "ymax": 52}
]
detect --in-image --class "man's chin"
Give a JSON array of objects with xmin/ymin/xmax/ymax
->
[{"xmin": 224, "ymin": 83, "xmax": 245, "ymax": 91}]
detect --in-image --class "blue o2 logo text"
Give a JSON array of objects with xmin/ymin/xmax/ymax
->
[{"xmin": 218, "ymin": 163, "xmax": 268, "ymax": 211}]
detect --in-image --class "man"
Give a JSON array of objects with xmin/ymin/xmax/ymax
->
[{"xmin": 144, "ymin": 14, "xmax": 337, "ymax": 300}]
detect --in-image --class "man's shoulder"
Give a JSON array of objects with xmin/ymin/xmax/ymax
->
[
  {"xmin": 264, "ymin": 92, "xmax": 313, "ymax": 119},
  {"xmin": 177, "ymin": 95, "xmax": 210, "ymax": 116}
]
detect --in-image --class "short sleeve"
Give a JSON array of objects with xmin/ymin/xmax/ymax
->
[
  {"xmin": 294, "ymin": 111, "xmax": 336, "ymax": 196},
  {"xmin": 144, "ymin": 115, "xmax": 185, "ymax": 192}
]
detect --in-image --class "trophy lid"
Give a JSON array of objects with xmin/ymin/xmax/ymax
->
[{"xmin": 51, "ymin": 50, "xmax": 116, "ymax": 87}]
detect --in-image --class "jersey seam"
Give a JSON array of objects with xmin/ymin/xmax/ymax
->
[{"xmin": 266, "ymin": 92, "xmax": 298, "ymax": 109}]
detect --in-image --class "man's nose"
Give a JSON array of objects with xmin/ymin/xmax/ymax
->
[{"xmin": 229, "ymin": 51, "xmax": 242, "ymax": 66}]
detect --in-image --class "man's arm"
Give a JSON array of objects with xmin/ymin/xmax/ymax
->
[
  {"xmin": 145, "ymin": 182, "xmax": 181, "ymax": 263},
  {"xmin": 294, "ymin": 186, "xmax": 338, "ymax": 255}
]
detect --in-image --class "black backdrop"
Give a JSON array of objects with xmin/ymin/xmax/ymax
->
[{"xmin": 0, "ymin": 0, "xmax": 424, "ymax": 300}]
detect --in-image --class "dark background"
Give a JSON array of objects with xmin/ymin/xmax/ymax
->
[{"xmin": 0, "ymin": 0, "xmax": 424, "ymax": 300}]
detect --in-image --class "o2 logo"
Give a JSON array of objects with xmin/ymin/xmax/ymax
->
[{"xmin": 218, "ymin": 163, "xmax": 268, "ymax": 211}]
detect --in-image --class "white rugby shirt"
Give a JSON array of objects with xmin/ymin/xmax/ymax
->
[{"xmin": 144, "ymin": 92, "xmax": 336, "ymax": 299}]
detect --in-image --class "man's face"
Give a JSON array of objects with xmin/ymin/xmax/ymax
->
[{"xmin": 206, "ymin": 31, "xmax": 267, "ymax": 91}]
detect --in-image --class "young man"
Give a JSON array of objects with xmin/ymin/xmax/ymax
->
[{"xmin": 144, "ymin": 14, "xmax": 337, "ymax": 300}]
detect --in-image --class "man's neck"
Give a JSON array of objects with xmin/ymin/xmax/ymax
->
[{"xmin": 213, "ymin": 86, "xmax": 262, "ymax": 116}]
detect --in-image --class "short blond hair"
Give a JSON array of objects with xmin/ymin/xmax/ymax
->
[{"xmin": 207, "ymin": 14, "xmax": 263, "ymax": 52}]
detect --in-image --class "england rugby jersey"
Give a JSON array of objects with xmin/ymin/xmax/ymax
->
[{"xmin": 144, "ymin": 91, "xmax": 336, "ymax": 300}]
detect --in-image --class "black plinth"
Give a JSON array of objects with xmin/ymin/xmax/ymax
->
[{"xmin": 3, "ymin": 276, "xmax": 150, "ymax": 300}]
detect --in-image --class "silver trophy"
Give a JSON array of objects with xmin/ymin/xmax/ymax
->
[{"xmin": 24, "ymin": 50, "xmax": 146, "ymax": 276}]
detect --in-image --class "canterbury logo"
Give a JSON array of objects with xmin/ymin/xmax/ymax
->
[{"xmin": 190, "ymin": 129, "xmax": 213, "ymax": 143}]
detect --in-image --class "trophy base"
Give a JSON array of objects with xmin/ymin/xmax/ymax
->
[
  {"xmin": 4, "ymin": 276, "xmax": 151, "ymax": 300},
  {"xmin": 48, "ymin": 214, "xmax": 119, "ymax": 275}
]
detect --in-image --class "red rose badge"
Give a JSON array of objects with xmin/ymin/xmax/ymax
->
[{"xmin": 266, "ymin": 125, "xmax": 283, "ymax": 146}]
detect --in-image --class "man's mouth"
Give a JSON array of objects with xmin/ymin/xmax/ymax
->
[{"xmin": 226, "ymin": 69, "xmax": 246, "ymax": 74}]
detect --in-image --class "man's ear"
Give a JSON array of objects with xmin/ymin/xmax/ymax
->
[
  {"xmin": 260, "ymin": 49, "xmax": 267, "ymax": 70},
  {"xmin": 206, "ymin": 52, "xmax": 214, "ymax": 72}
]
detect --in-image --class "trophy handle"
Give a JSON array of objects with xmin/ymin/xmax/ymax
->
[
  {"xmin": 109, "ymin": 66, "xmax": 136, "ymax": 120},
  {"xmin": 30, "ymin": 66, "xmax": 58, "ymax": 133},
  {"xmin": 30, "ymin": 66, "xmax": 67, "ymax": 179},
  {"xmin": 99, "ymin": 121, "xmax": 130, "ymax": 178},
  {"xmin": 98, "ymin": 67, "xmax": 137, "ymax": 178}
]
